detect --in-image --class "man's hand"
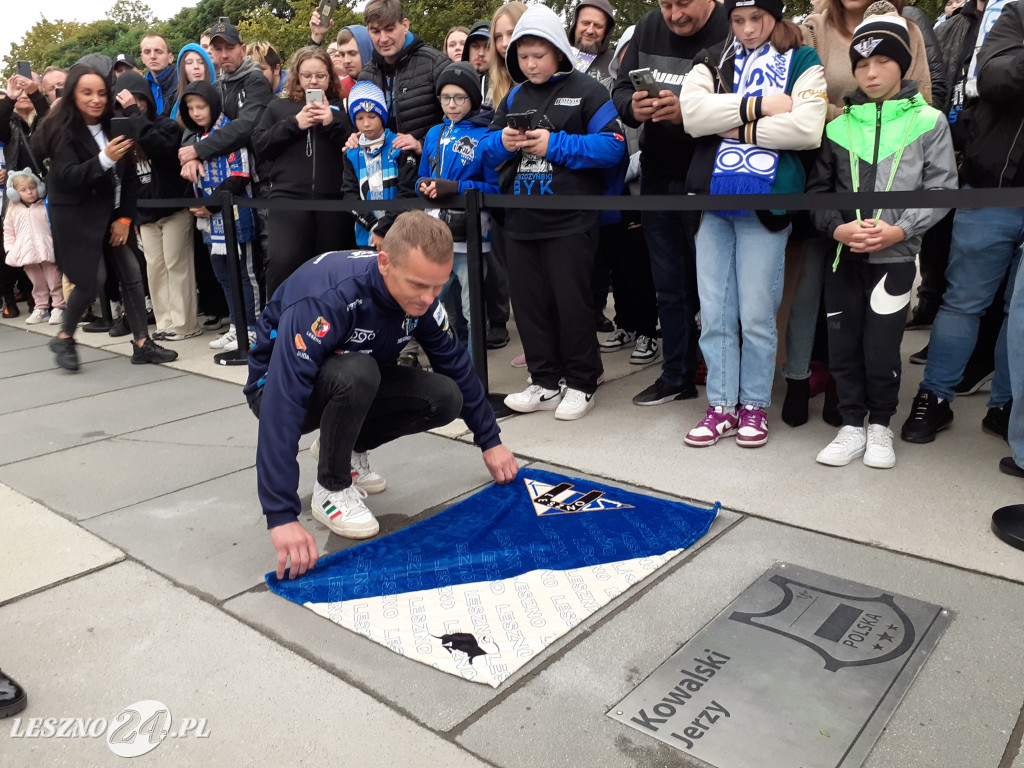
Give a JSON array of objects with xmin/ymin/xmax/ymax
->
[
  {"xmin": 309, "ymin": 9, "xmax": 332, "ymax": 45},
  {"xmin": 418, "ymin": 179, "xmax": 438, "ymax": 198},
  {"xmin": 482, "ymin": 445, "xmax": 518, "ymax": 484},
  {"xmin": 392, "ymin": 132, "xmax": 422, "ymax": 155},
  {"xmin": 189, "ymin": 205, "xmax": 212, "ymax": 218},
  {"xmin": 270, "ymin": 521, "xmax": 320, "ymax": 580},
  {"xmin": 520, "ymin": 128, "xmax": 550, "ymax": 158},
  {"xmin": 180, "ymin": 159, "xmax": 205, "ymax": 183},
  {"xmin": 179, "ymin": 145, "xmax": 199, "ymax": 164},
  {"xmin": 632, "ymin": 89, "xmax": 680, "ymax": 124}
]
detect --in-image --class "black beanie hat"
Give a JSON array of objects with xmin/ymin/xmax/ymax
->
[
  {"xmin": 723, "ymin": 0, "xmax": 785, "ymax": 21},
  {"xmin": 435, "ymin": 62, "xmax": 482, "ymax": 112},
  {"xmin": 850, "ymin": 1, "xmax": 913, "ymax": 77}
]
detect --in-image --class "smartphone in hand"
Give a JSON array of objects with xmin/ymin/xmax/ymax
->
[
  {"xmin": 318, "ymin": 0, "xmax": 338, "ymax": 28},
  {"xmin": 629, "ymin": 68, "xmax": 660, "ymax": 99},
  {"xmin": 305, "ymin": 89, "xmax": 324, "ymax": 106},
  {"xmin": 17, "ymin": 61, "xmax": 32, "ymax": 79},
  {"xmin": 506, "ymin": 111, "xmax": 535, "ymax": 131},
  {"xmin": 110, "ymin": 117, "xmax": 133, "ymax": 140}
]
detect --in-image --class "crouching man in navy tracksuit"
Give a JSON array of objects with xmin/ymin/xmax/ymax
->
[{"xmin": 244, "ymin": 211, "xmax": 519, "ymax": 579}]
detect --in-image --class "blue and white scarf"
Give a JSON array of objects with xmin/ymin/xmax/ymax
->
[
  {"xmin": 965, "ymin": 0, "xmax": 1011, "ymax": 98},
  {"xmin": 710, "ymin": 41, "xmax": 793, "ymax": 215},
  {"xmin": 194, "ymin": 114, "xmax": 255, "ymax": 253}
]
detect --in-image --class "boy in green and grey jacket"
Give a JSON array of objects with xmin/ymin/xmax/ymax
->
[{"xmin": 806, "ymin": 3, "xmax": 957, "ymax": 470}]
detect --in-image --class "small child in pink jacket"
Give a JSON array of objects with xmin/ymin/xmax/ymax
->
[{"xmin": 4, "ymin": 168, "xmax": 64, "ymax": 325}]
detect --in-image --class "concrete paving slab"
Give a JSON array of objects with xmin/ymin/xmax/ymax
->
[
  {"xmin": 80, "ymin": 432, "xmax": 496, "ymax": 601},
  {"xmin": 0, "ymin": 562, "xmax": 491, "ymax": 768},
  {"xmin": 0, "ymin": 373, "xmax": 245, "ymax": 475},
  {"xmin": 1, "ymin": 403, "xmax": 255, "ymax": 521},
  {"xmin": 492, "ymin": 339, "xmax": 1024, "ymax": 585},
  {"xmin": 0, "ymin": 358, "xmax": 183, "ymax": 416},
  {"xmin": 0, "ymin": 326, "xmax": 53, "ymax": 352},
  {"xmin": 0, "ymin": 340, "xmax": 117, "ymax": 378},
  {"xmin": 224, "ymin": 468, "xmax": 739, "ymax": 732},
  {"xmin": 0, "ymin": 483, "xmax": 124, "ymax": 603},
  {"xmin": 457, "ymin": 517, "xmax": 1024, "ymax": 768}
]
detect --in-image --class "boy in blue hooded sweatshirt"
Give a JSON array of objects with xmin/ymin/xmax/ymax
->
[
  {"xmin": 341, "ymin": 81, "xmax": 418, "ymax": 249},
  {"xmin": 417, "ymin": 61, "xmax": 500, "ymax": 344},
  {"xmin": 179, "ymin": 80, "xmax": 260, "ymax": 355},
  {"xmin": 480, "ymin": 4, "xmax": 626, "ymax": 422}
]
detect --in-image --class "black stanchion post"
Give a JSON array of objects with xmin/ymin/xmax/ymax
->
[
  {"xmin": 464, "ymin": 188, "xmax": 487, "ymax": 381},
  {"xmin": 463, "ymin": 188, "xmax": 512, "ymax": 417},
  {"xmin": 213, "ymin": 191, "xmax": 250, "ymax": 366}
]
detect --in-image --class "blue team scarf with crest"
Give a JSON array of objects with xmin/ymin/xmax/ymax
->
[{"xmin": 710, "ymin": 41, "xmax": 793, "ymax": 216}]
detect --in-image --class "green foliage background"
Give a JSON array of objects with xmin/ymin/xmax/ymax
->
[{"xmin": 4, "ymin": 0, "xmax": 947, "ymax": 80}]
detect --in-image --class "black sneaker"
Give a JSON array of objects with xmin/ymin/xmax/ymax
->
[
  {"xmin": 49, "ymin": 335, "xmax": 79, "ymax": 372},
  {"xmin": 999, "ymin": 456, "xmax": 1024, "ymax": 478},
  {"xmin": 131, "ymin": 338, "xmax": 178, "ymax": 365},
  {"xmin": 486, "ymin": 324, "xmax": 510, "ymax": 350},
  {"xmin": 202, "ymin": 314, "xmax": 227, "ymax": 331},
  {"xmin": 982, "ymin": 401, "xmax": 1012, "ymax": 441},
  {"xmin": 108, "ymin": 314, "xmax": 131, "ymax": 337},
  {"xmin": 909, "ymin": 344, "xmax": 928, "ymax": 365},
  {"xmin": 901, "ymin": 390, "xmax": 953, "ymax": 443},
  {"xmin": 632, "ymin": 377, "xmax": 697, "ymax": 406},
  {"xmin": 905, "ymin": 301, "xmax": 937, "ymax": 330},
  {"xmin": 595, "ymin": 312, "xmax": 614, "ymax": 333},
  {"xmin": 0, "ymin": 668, "xmax": 27, "ymax": 718},
  {"xmin": 954, "ymin": 365, "xmax": 994, "ymax": 396}
]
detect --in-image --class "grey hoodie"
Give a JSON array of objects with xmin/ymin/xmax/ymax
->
[{"xmin": 506, "ymin": 5, "xmax": 576, "ymax": 84}]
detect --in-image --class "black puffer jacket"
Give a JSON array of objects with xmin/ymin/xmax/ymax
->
[
  {"xmin": 252, "ymin": 97, "xmax": 353, "ymax": 199},
  {"xmin": 904, "ymin": 5, "xmax": 949, "ymax": 111},
  {"xmin": 0, "ymin": 89, "xmax": 49, "ymax": 178},
  {"xmin": 357, "ymin": 36, "xmax": 449, "ymax": 140},
  {"xmin": 963, "ymin": 0, "xmax": 1024, "ymax": 188},
  {"xmin": 115, "ymin": 71, "xmax": 189, "ymax": 224}
]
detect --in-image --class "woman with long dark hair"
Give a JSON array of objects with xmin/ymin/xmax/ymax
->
[
  {"xmin": 252, "ymin": 46, "xmax": 354, "ymax": 300},
  {"xmin": 34, "ymin": 64, "xmax": 177, "ymax": 371}
]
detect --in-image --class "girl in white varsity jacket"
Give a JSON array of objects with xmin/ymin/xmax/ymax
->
[{"xmin": 679, "ymin": 0, "xmax": 826, "ymax": 450}]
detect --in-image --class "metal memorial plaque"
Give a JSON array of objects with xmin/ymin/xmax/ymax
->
[{"xmin": 609, "ymin": 563, "xmax": 953, "ymax": 768}]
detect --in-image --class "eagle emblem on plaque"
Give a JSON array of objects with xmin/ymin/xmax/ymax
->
[{"xmin": 729, "ymin": 574, "xmax": 916, "ymax": 671}]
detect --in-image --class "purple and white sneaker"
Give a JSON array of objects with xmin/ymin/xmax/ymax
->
[
  {"xmin": 684, "ymin": 406, "xmax": 739, "ymax": 447},
  {"xmin": 735, "ymin": 405, "xmax": 769, "ymax": 448}
]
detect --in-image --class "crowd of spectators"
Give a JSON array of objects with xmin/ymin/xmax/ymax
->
[{"xmin": 0, "ymin": 0, "xmax": 1021, "ymax": 477}]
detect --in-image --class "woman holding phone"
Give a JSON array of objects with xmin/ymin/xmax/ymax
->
[
  {"xmin": 252, "ymin": 46, "xmax": 354, "ymax": 300},
  {"xmin": 34, "ymin": 63, "xmax": 177, "ymax": 371}
]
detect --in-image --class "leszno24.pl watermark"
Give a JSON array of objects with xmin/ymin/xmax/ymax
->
[{"xmin": 8, "ymin": 700, "xmax": 209, "ymax": 757}]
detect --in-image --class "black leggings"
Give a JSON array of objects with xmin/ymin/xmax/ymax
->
[{"xmin": 63, "ymin": 239, "xmax": 149, "ymax": 342}]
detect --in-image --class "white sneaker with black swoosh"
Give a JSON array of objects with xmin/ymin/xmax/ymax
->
[
  {"xmin": 504, "ymin": 384, "xmax": 563, "ymax": 413},
  {"xmin": 554, "ymin": 387, "xmax": 595, "ymax": 420}
]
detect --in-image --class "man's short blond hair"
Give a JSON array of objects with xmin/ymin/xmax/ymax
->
[{"xmin": 383, "ymin": 211, "xmax": 453, "ymax": 265}]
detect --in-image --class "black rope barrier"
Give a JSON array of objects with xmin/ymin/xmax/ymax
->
[{"xmin": 133, "ymin": 185, "xmax": 1024, "ymax": 396}]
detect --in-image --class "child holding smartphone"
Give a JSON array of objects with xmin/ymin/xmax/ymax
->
[{"xmin": 481, "ymin": 4, "xmax": 626, "ymax": 421}]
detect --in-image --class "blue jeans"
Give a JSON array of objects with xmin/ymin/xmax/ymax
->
[
  {"xmin": 696, "ymin": 212, "xmax": 790, "ymax": 409},
  {"xmin": 921, "ymin": 198, "xmax": 1023, "ymax": 406},
  {"xmin": 208, "ymin": 240, "xmax": 260, "ymax": 332},
  {"xmin": 1009, "ymin": 247, "xmax": 1024, "ymax": 467},
  {"xmin": 783, "ymin": 235, "xmax": 826, "ymax": 380},
  {"xmin": 641, "ymin": 176, "xmax": 699, "ymax": 386}
]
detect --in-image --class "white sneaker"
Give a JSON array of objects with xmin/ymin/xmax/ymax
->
[
  {"xmin": 311, "ymin": 482, "xmax": 379, "ymax": 539},
  {"xmin": 863, "ymin": 424, "xmax": 896, "ymax": 469},
  {"xmin": 351, "ymin": 450, "xmax": 387, "ymax": 493},
  {"xmin": 816, "ymin": 425, "xmax": 867, "ymax": 466},
  {"xmin": 48, "ymin": 308, "xmax": 65, "ymax": 326},
  {"xmin": 309, "ymin": 439, "xmax": 387, "ymax": 494},
  {"xmin": 505, "ymin": 384, "xmax": 563, "ymax": 413},
  {"xmin": 209, "ymin": 325, "xmax": 236, "ymax": 349},
  {"xmin": 554, "ymin": 387, "xmax": 595, "ymax": 421},
  {"xmin": 26, "ymin": 308, "xmax": 50, "ymax": 324},
  {"xmin": 220, "ymin": 329, "xmax": 255, "ymax": 353},
  {"xmin": 600, "ymin": 328, "xmax": 634, "ymax": 352}
]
